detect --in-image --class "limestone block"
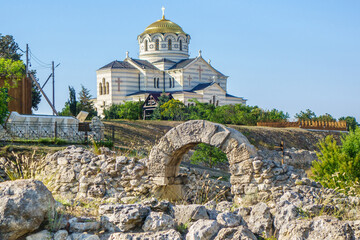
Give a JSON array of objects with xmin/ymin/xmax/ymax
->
[
  {"xmin": 109, "ymin": 230, "xmax": 182, "ymax": 240},
  {"xmin": 214, "ymin": 226, "xmax": 257, "ymax": 240},
  {"xmin": 69, "ymin": 217, "xmax": 101, "ymax": 233},
  {"xmin": 216, "ymin": 212, "xmax": 242, "ymax": 227},
  {"xmin": 142, "ymin": 212, "xmax": 175, "ymax": 232},
  {"xmin": 186, "ymin": 219, "xmax": 221, "ymax": 240},
  {"xmin": 227, "ymin": 144, "xmax": 256, "ymax": 165},
  {"xmin": 174, "ymin": 205, "xmax": 209, "ymax": 225},
  {"xmin": 164, "ymin": 127, "xmax": 184, "ymax": 150},
  {"xmin": 26, "ymin": 230, "xmax": 52, "ymax": 240},
  {"xmin": 210, "ymin": 130, "xmax": 230, "ymax": 148},
  {"xmin": 174, "ymin": 120, "xmax": 205, "ymax": 145},
  {"xmin": 230, "ymin": 175, "xmax": 252, "ymax": 185},
  {"xmin": 247, "ymin": 202, "xmax": 274, "ymax": 237},
  {"xmin": 278, "ymin": 217, "xmax": 354, "ymax": 240},
  {"xmin": 230, "ymin": 159, "xmax": 254, "ymax": 176},
  {"xmin": 200, "ymin": 120, "xmax": 219, "ymax": 144},
  {"xmin": 60, "ymin": 168, "xmax": 76, "ymax": 183}
]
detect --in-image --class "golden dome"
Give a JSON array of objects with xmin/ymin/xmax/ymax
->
[{"xmin": 140, "ymin": 17, "xmax": 187, "ymax": 36}]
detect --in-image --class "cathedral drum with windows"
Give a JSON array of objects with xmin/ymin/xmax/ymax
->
[{"xmin": 95, "ymin": 8, "xmax": 246, "ymax": 116}]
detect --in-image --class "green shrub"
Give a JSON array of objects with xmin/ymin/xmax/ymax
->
[
  {"xmin": 311, "ymin": 127, "xmax": 360, "ymax": 195},
  {"xmin": 190, "ymin": 143, "xmax": 228, "ymax": 168}
]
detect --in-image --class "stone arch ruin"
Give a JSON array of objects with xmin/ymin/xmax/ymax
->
[{"xmin": 148, "ymin": 120, "xmax": 259, "ymax": 201}]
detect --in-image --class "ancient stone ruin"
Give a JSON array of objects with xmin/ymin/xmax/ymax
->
[{"xmin": 148, "ymin": 120, "xmax": 297, "ymax": 203}]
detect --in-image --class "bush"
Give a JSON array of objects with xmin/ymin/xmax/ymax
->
[
  {"xmin": 311, "ymin": 127, "xmax": 360, "ymax": 195},
  {"xmin": 190, "ymin": 143, "xmax": 228, "ymax": 168}
]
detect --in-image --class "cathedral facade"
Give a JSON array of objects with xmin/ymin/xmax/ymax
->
[{"xmin": 95, "ymin": 9, "xmax": 246, "ymax": 116}]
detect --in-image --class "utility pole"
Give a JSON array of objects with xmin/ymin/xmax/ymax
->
[
  {"xmin": 52, "ymin": 61, "xmax": 55, "ymax": 115},
  {"xmin": 26, "ymin": 44, "xmax": 29, "ymax": 77}
]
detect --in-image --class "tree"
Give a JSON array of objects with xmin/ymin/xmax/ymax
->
[
  {"xmin": 59, "ymin": 86, "xmax": 78, "ymax": 117},
  {"xmin": 78, "ymin": 85, "xmax": 97, "ymax": 118},
  {"xmin": 104, "ymin": 104, "xmax": 121, "ymax": 119},
  {"xmin": 295, "ymin": 109, "xmax": 316, "ymax": 121},
  {"xmin": 0, "ymin": 34, "xmax": 42, "ymax": 111},
  {"xmin": 311, "ymin": 127, "xmax": 360, "ymax": 195},
  {"xmin": 152, "ymin": 93, "xmax": 170, "ymax": 120},
  {"xmin": 315, "ymin": 113, "xmax": 336, "ymax": 122},
  {"xmin": 117, "ymin": 101, "xmax": 144, "ymax": 120},
  {"xmin": 190, "ymin": 143, "xmax": 228, "ymax": 168},
  {"xmin": 0, "ymin": 34, "xmax": 22, "ymax": 61},
  {"xmin": 339, "ymin": 116, "xmax": 358, "ymax": 131},
  {"xmin": 160, "ymin": 99, "xmax": 188, "ymax": 121},
  {"xmin": 30, "ymin": 70, "xmax": 41, "ymax": 111},
  {"xmin": 0, "ymin": 58, "xmax": 25, "ymax": 124}
]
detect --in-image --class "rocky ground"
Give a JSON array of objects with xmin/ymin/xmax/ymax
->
[{"xmin": 1, "ymin": 145, "xmax": 360, "ymax": 240}]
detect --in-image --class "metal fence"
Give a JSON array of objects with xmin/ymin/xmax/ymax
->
[{"xmin": 1, "ymin": 121, "xmax": 104, "ymax": 142}]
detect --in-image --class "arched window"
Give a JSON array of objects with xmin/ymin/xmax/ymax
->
[
  {"xmin": 155, "ymin": 39, "xmax": 159, "ymax": 51},
  {"xmin": 106, "ymin": 82, "xmax": 110, "ymax": 94},
  {"xmin": 145, "ymin": 40, "xmax": 148, "ymax": 51},
  {"xmin": 169, "ymin": 78, "xmax": 172, "ymax": 88},
  {"xmin": 154, "ymin": 78, "xmax": 156, "ymax": 88},
  {"xmin": 168, "ymin": 39, "xmax": 172, "ymax": 50},
  {"xmin": 102, "ymin": 78, "xmax": 106, "ymax": 95},
  {"xmin": 180, "ymin": 40, "xmax": 182, "ymax": 51},
  {"xmin": 157, "ymin": 78, "xmax": 160, "ymax": 88},
  {"xmin": 216, "ymin": 100, "xmax": 219, "ymax": 106},
  {"xmin": 99, "ymin": 83, "xmax": 103, "ymax": 95},
  {"xmin": 213, "ymin": 96, "xmax": 216, "ymax": 105},
  {"xmin": 172, "ymin": 78, "xmax": 175, "ymax": 88}
]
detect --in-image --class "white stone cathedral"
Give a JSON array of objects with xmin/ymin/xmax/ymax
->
[{"xmin": 95, "ymin": 8, "xmax": 246, "ymax": 116}]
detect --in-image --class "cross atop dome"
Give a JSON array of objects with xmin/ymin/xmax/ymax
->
[{"xmin": 162, "ymin": 6, "xmax": 165, "ymax": 19}]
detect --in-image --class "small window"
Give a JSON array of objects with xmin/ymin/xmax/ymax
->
[
  {"xmin": 106, "ymin": 82, "xmax": 110, "ymax": 94},
  {"xmin": 99, "ymin": 83, "xmax": 103, "ymax": 95},
  {"xmin": 145, "ymin": 40, "xmax": 148, "ymax": 51},
  {"xmin": 155, "ymin": 39, "xmax": 159, "ymax": 51},
  {"xmin": 154, "ymin": 78, "xmax": 156, "ymax": 88},
  {"xmin": 157, "ymin": 78, "xmax": 160, "ymax": 88},
  {"xmin": 102, "ymin": 78, "xmax": 106, "ymax": 94},
  {"xmin": 172, "ymin": 78, "xmax": 175, "ymax": 88},
  {"xmin": 216, "ymin": 100, "xmax": 219, "ymax": 106},
  {"xmin": 168, "ymin": 39, "xmax": 172, "ymax": 50},
  {"xmin": 213, "ymin": 96, "xmax": 216, "ymax": 105},
  {"xmin": 180, "ymin": 40, "xmax": 182, "ymax": 51},
  {"xmin": 169, "ymin": 78, "xmax": 172, "ymax": 88}
]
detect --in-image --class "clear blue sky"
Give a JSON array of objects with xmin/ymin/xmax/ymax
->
[{"xmin": 1, "ymin": 0, "xmax": 359, "ymax": 120}]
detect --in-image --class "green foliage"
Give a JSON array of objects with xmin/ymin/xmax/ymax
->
[
  {"xmin": 104, "ymin": 104, "xmax": 121, "ymax": 119},
  {"xmin": 0, "ymin": 34, "xmax": 22, "ymax": 61},
  {"xmin": 339, "ymin": 116, "xmax": 358, "ymax": 131},
  {"xmin": 160, "ymin": 99, "xmax": 188, "ymax": 120},
  {"xmin": 311, "ymin": 127, "xmax": 360, "ymax": 195},
  {"xmin": 316, "ymin": 113, "xmax": 336, "ymax": 122},
  {"xmin": 0, "ymin": 58, "xmax": 25, "ymax": 124},
  {"xmin": 151, "ymin": 93, "xmax": 170, "ymax": 120},
  {"xmin": 78, "ymin": 85, "xmax": 97, "ymax": 118},
  {"xmin": 30, "ymin": 70, "xmax": 41, "ymax": 111},
  {"xmin": 295, "ymin": 109, "xmax": 317, "ymax": 121},
  {"xmin": 117, "ymin": 101, "xmax": 144, "ymax": 120},
  {"xmin": 68, "ymin": 86, "xmax": 77, "ymax": 116},
  {"xmin": 190, "ymin": 143, "xmax": 228, "ymax": 168},
  {"xmin": 104, "ymin": 101, "xmax": 143, "ymax": 120}
]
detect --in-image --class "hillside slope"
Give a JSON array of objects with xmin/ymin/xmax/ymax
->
[{"xmin": 103, "ymin": 120, "xmax": 345, "ymax": 153}]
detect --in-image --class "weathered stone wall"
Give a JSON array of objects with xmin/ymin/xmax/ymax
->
[{"xmin": 148, "ymin": 120, "xmax": 301, "ymax": 203}]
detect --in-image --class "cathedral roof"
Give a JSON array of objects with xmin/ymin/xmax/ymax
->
[
  {"xmin": 152, "ymin": 58, "xmax": 176, "ymax": 64},
  {"xmin": 191, "ymin": 82, "xmax": 215, "ymax": 91},
  {"xmin": 140, "ymin": 15, "xmax": 187, "ymax": 36},
  {"xmin": 169, "ymin": 58, "xmax": 196, "ymax": 70},
  {"xmin": 98, "ymin": 60, "xmax": 135, "ymax": 70},
  {"xmin": 130, "ymin": 59, "xmax": 159, "ymax": 70}
]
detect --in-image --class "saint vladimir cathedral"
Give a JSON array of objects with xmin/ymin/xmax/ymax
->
[{"xmin": 95, "ymin": 8, "xmax": 246, "ymax": 116}]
